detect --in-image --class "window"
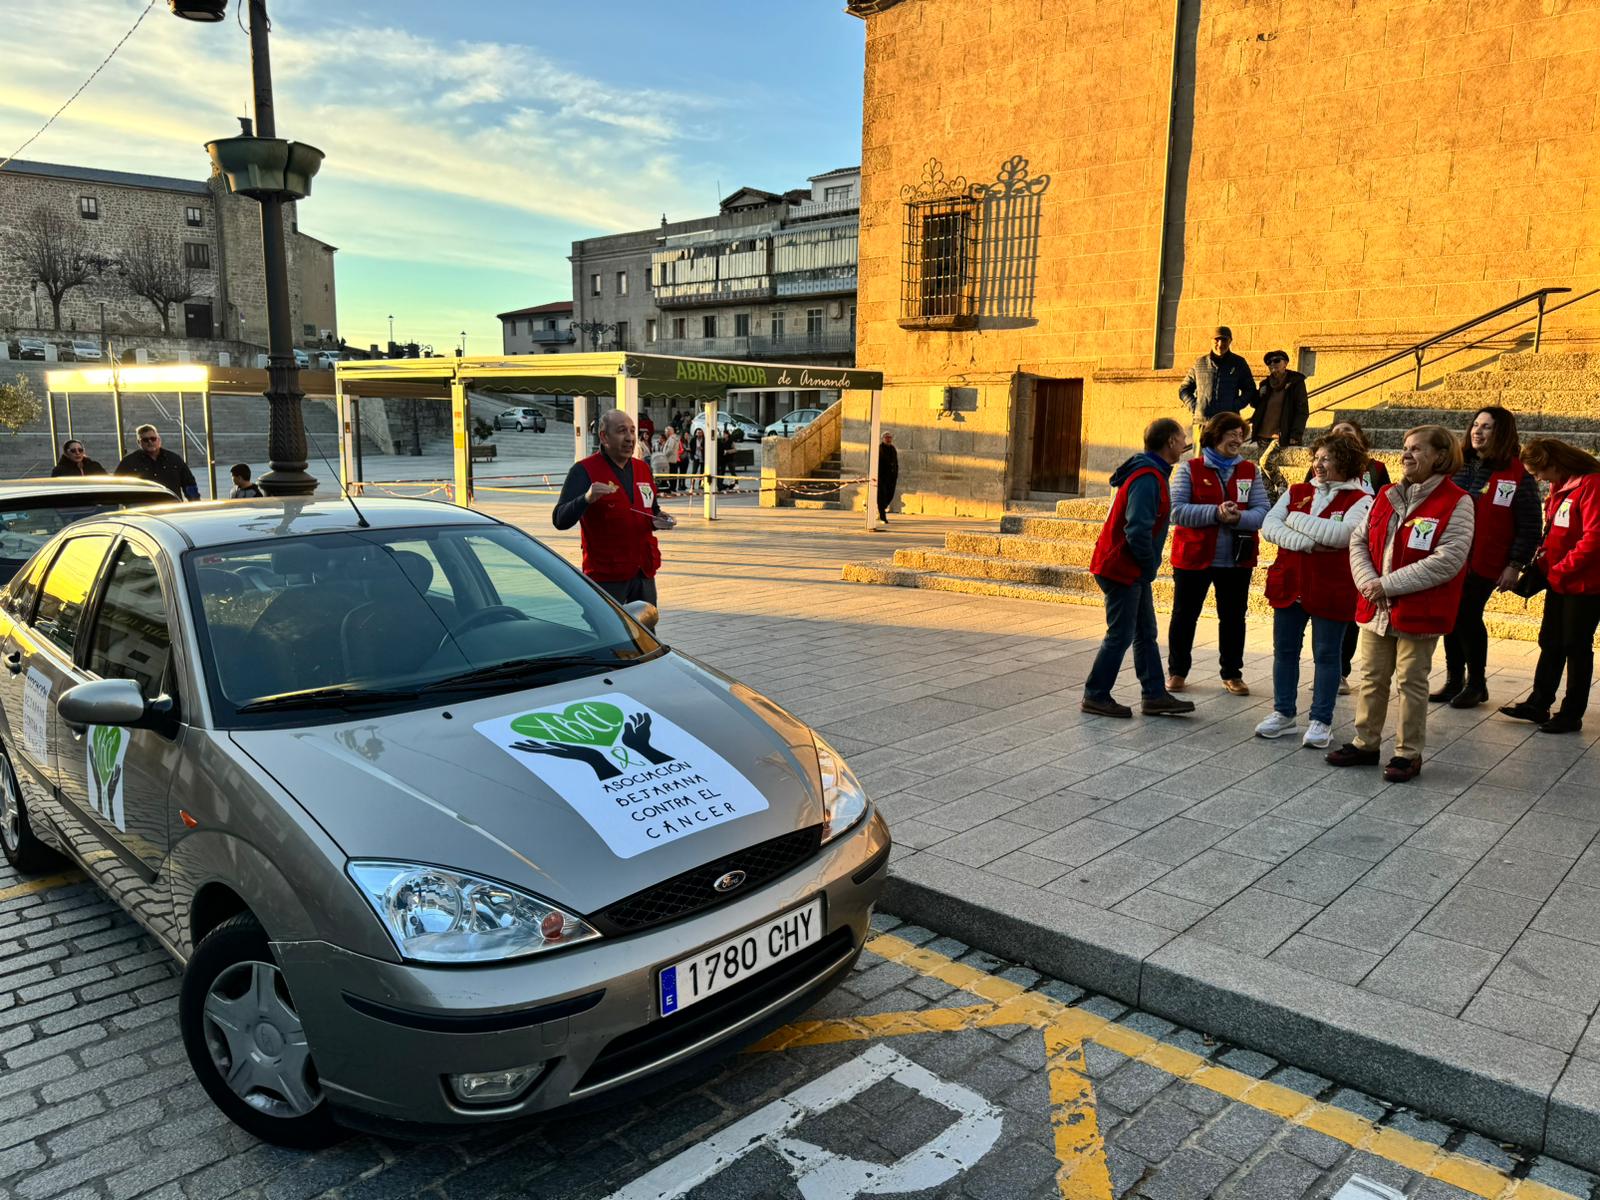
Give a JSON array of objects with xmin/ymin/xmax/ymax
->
[
  {"xmin": 33, "ymin": 535, "xmax": 113, "ymax": 656},
  {"xmin": 462, "ymin": 535, "xmax": 586, "ymax": 630},
  {"xmin": 615, "ymin": 320, "xmax": 629, "ymax": 350},
  {"xmin": 184, "ymin": 242, "xmax": 212, "ymax": 270},
  {"xmin": 770, "ymin": 310, "xmax": 786, "ymax": 341},
  {"xmin": 645, "ymin": 318, "xmax": 658, "ymax": 343},
  {"xmin": 806, "ymin": 308, "xmax": 824, "ymax": 336},
  {"xmin": 184, "ymin": 206, "xmax": 203, "ymax": 227},
  {"xmin": 644, "ymin": 271, "xmax": 652, "ymax": 292},
  {"xmin": 824, "ymin": 184, "xmax": 853, "ymax": 202},
  {"xmin": 590, "ymin": 273, "xmax": 602, "ymax": 296},
  {"xmin": 303, "ymin": 323, "xmax": 316, "ymax": 339},
  {"xmin": 702, "ymin": 315, "xmax": 717, "ymax": 339},
  {"xmin": 672, "ymin": 317, "xmax": 686, "ymax": 339},
  {"xmin": 901, "ymin": 197, "xmax": 979, "ymax": 327},
  {"xmin": 3, "ymin": 551, "xmax": 52, "ymax": 621},
  {"xmin": 88, "ymin": 542, "xmax": 172, "ymax": 699},
  {"xmin": 734, "ymin": 314, "xmax": 751, "ymax": 338},
  {"xmin": 543, "ymin": 318, "xmax": 557, "ymax": 331},
  {"xmin": 79, "ymin": 196, "xmax": 99, "ymax": 220},
  {"xmin": 616, "ymin": 271, "xmax": 628, "ymax": 296}
]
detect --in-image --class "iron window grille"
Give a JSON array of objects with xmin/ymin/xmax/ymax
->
[
  {"xmin": 184, "ymin": 242, "xmax": 211, "ymax": 269},
  {"xmin": 900, "ymin": 160, "xmax": 978, "ymax": 329}
]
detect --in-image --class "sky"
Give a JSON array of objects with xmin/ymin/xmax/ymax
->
[{"xmin": 0, "ymin": 0, "xmax": 866, "ymax": 353}]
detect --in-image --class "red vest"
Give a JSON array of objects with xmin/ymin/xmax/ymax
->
[
  {"xmin": 1466, "ymin": 458, "xmax": 1527, "ymax": 579},
  {"xmin": 578, "ymin": 453, "xmax": 662, "ymax": 582},
  {"xmin": 1170, "ymin": 458, "xmax": 1259, "ymax": 570},
  {"xmin": 1541, "ymin": 474, "xmax": 1600, "ymax": 596},
  {"xmin": 1264, "ymin": 484, "xmax": 1366, "ymax": 621},
  {"xmin": 1091, "ymin": 466, "xmax": 1169, "ymax": 585},
  {"xmin": 1355, "ymin": 480, "xmax": 1469, "ymax": 635}
]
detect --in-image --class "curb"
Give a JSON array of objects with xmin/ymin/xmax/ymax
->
[{"xmin": 883, "ymin": 851, "xmax": 1600, "ymax": 1172}]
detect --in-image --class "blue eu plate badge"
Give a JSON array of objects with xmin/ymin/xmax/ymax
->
[{"xmin": 660, "ymin": 966, "xmax": 680, "ymax": 1016}]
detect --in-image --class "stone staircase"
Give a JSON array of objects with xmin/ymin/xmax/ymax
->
[
  {"xmin": 843, "ymin": 350, "xmax": 1600, "ymax": 643},
  {"xmin": 793, "ymin": 451, "xmax": 844, "ymax": 510}
]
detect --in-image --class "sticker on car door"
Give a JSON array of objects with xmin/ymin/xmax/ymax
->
[
  {"xmin": 475, "ymin": 693, "xmax": 769, "ymax": 859},
  {"xmin": 86, "ymin": 723, "xmax": 129, "ymax": 832},
  {"xmin": 21, "ymin": 667, "xmax": 49, "ymax": 760}
]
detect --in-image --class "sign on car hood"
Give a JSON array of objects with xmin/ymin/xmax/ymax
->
[{"xmin": 229, "ymin": 656, "xmax": 822, "ymax": 915}]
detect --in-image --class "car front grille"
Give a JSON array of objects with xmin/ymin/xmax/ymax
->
[{"xmin": 590, "ymin": 824, "xmax": 824, "ymax": 936}]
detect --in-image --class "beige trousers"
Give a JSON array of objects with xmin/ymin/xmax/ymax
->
[{"xmin": 1351, "ymin": 627, "xmax": 1439, "ymax": 760}]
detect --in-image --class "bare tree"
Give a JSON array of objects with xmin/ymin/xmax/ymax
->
[
  {"xmin": 120, "ymin": 229, "xmax": 197, "ymax": 335},
  {"xmin": 15, "ymin": 206, "xmax": 96, "ymax": 331}
]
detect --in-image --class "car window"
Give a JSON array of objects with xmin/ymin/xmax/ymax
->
[
  {"xmin": 0, "ymin": 495, "xmax": 171, "ymax": 570},
  {"xmin": 464, "ymin": 535, "xmax": 588, "ymax": 629},
  {"xmin": 33, "ymin": 534, "xmax": 114, "ymax": 656},
  {"xmin": 87, "ymin": 542, "xmax": 172, "ymax": 699},
  {"xmin": 2, "ymin": 547, "xmax": 53, "ymax": 618}
]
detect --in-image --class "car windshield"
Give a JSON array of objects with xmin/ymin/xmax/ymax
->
[
  {"xmin": 187, "ymin": 524, "xmax": 660, "ymax": 724},
  {"xmin": 0, "ymin": 495, "xmax": 169, "ymax": 579}
]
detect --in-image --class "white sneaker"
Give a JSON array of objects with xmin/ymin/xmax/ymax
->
[
  {"xmin": 1303, "ymin": 720, "xmax": 1333, "ymax": 749},
  {"xmin": 1255, "ymin": 711, "xmax": 1299, "ymax": 739}
]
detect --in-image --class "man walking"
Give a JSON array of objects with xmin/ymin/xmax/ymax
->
[
  {"xmin": 552, "ymin": 408, "xmax": 675, "ymax": 607},
  {"xmin": 115, "ymin": 425, "xmax": 199, "ymax": 499},
  {"xmin": 1083, "ymin": 418, "xmax": 1196, "ymax": 718},
  {"xmin": 1179, "ymin": 326, "xmax": 1255, "ymax": 421},
  {"xmin": 1252, "ymin": 349, "xmax": 1308, "ymax": 447},
  {"xmin": 876, "ymin": 430, "xmax": 899, "ymax": 524}
]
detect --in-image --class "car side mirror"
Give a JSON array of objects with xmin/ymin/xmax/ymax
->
[
  {"xmin": 58, "ymin": 679, "xmax": 174, "ymax": 734},
  {"xmin": 624, "ymin": 600, "xmax": 659, "ymax": 632}
]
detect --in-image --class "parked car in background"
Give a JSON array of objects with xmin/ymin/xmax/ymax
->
[
  {"xmin": 69, "ymin": 339, "xmax": 103, "ymax": 362},
  {"xmin": 313, "ymin": 351, "xmax": 343, "ymax": 369},
  {"xmin": 16, "ymin": 338, "xmax": 48, "ymax": 361},
  {"xmin": 690, "ymin": 411, "xmax": 764, "ymax": 442},
  {"xmin": 0, "ymin": 498, "xmax": 888, "ymax": 1147},
  {"xmin": 293, "ymin": 349, "xmax": 311, "ymax": 368},
  {"xmin": 493, "ymin": 406, "xmax": 547, "ymax": 432},
  {"xmin": 0, "ymin": 477, "xmax": 177, "ymax": 583},
  {"xmin": 765, "ymin": 408, "xmax": 825, "ymax": 439}
]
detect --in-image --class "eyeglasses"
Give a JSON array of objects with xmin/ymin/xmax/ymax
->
[
  {"xmin": 66, "ymin": 447, "xmax": 84, "ymax": 454},
  {"xmin": 139, "ymin": 436, "xmax": 159, "ymax": 444}
]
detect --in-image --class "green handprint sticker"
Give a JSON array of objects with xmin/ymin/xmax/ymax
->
[{"xmin": 87, "ymin": 724, "xmax": 127, "ymax": 829}]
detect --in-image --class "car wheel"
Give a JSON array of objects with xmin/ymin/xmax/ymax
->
[
  {"xmin": 516, "ymin": 422, "xmax": 526, "ymax": 432},
  {"xmin": 179, "ymin": 912, "xmax": 344, "ymax": 1149},
  {"xmin": 0, "ymin": 741, "xmax": 61, "ymax": 874}
]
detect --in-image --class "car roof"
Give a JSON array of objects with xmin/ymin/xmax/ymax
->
[
  {"xmin": 0, "ymin": 476, "xmax": 176, "ymax": 502},
  {"xmin": 105, "ymin": 496, "xmax": 496, "ymax": 551}
]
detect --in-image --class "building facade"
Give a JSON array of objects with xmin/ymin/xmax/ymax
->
[
  {"xmin": 498, "ymin": 300, "xmax": 577, "ymax": 355},
  {"xmin": 0, "ymin": 158, "xmax": 337, "ymax": 354},
  {"xmin": 844, "ymin": 0, "xmax": 1600, "ymax": 516},
  {"xmin": 570, "ymin": 169, "xmax": 860, "ymax": 424}
]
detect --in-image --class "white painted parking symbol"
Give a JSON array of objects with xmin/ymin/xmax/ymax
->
[{"xmin": 605, "ymin": 1042, "xmax": 1004, "ymax": 1200}]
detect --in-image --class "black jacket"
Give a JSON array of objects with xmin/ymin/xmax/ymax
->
[
  {"xmin": 1252, "ymin": 370, "xmax": 1309, "ymax": 444},
  {"xmin": 877, "ymin": 442, "xmax": 899, "ymax": 494},
  {"xmin": 1179, "ymin": 351, "xmax": 1256, "ymax": 419},
  {"xmin": 51, "ymin": 457, "xmax": 107, "ymax": 477},
  {"xmin": 114, "ymin": 448, "xmax": 198, "ymax": 499}
]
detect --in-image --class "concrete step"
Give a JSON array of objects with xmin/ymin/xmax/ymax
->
[
  {"xmin": 1332, "ymin": 406, "xmax": 1600, "ymax": 434},
  {"xmin": 1363, "ymin": 427, "xmax": 1600, "ymax": 451},
  {"xmin": 1497, "ymin": 351, "xmax": 1600, "ymax": 372},
  {"xmin": 951, "ymin": 529, "xmax": 1286, "ymax": 568},
  {"xmin": 842, "ymin": 558, "xmax": 1550, "ymax": 641},
  {"xmin": 998, "ymin": 514, "xmax": 1105, "ymax": 540},
  {"xmin": 1443, "ymin": 368, "xmax": 1600, "ymax": 392},
  {"xmin": 1383, "ymin": 388, "xmax": 1600, "ymax": 413},
  {"xmin": 794, "ymin": 498, "xmax": 842, "ymax": 510}
]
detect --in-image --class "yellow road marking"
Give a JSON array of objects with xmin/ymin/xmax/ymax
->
[
  {"xmin": 0, "ymin": 871, "xmax": 84, "ymax": 903},
  {"xmin": 838, "ymin": 930, "xmax": 1581, "ymax": 1200}
]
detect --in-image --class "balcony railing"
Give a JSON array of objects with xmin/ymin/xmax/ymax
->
[
  {"xmin": 654, "ymin": 278, "xmax": 775, "ymax": 308},
  {"xmin": 775, "ymin": 267, "xmax": 858, "ymax": 299},
  {"xmin": 650, "ymin": 333, "xmax": 855, "ymax": 362},
  {"xmin": 529, "ymin": 328, "xmax": 575, "ymax": 345},
  {"xmin": 790, "ymin": 196, "xmax": 860, "ymax": 220}
]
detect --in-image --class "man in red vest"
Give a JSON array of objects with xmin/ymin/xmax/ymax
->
[
  {"xmin": 1083, "ymin": 418, "xmax": 1197, "ymax": 718},
  {"xmin": 552, "ymin": 408, "xmax": 675, "ymax": 607}
]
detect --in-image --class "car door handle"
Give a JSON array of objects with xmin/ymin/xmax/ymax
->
[{"xmin": 3, "ymin": 652, "xmax": 19, "ymax": 675}]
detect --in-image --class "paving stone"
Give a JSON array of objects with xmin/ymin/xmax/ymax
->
[
  {"xmin": 1526, "ymin": 1154, "xmax": 1600, "ymax": 1196},
  {"xmin": 1255, "ymin": 848, "xmax": 1373, "ymax": 905},
  {"xmin": 960, "ymin": 1138, "xmax": 1060, "ymax": 1200},
  {"xmin": 1131, "ymin": 1146, "xmax": 1235, "ymax": 1200},
  {"xmin": 1445, "ymin": 784, "xmax": 1542, "ymax": 825},
  {"xmin": 1300, "ymin": 886, "xmax": 1431, "ymax": 956},
  {"xmin": 1120, "ymin": 818, "xmax": 1232, "ymax": 867},
  {"xmin": 1357, "ymin": 786, "xmax": 1455, "ymax": 828},
  {"xmin": 1460, "ymin": 986, "xmax": 1588, "ymax": 1052},
  {"xmin": 1195, "ymin": 1104, "xmax": 1283, "ymax": 1160},
  {"xmin": 1461, "ymin": 843, "xmax": 1576, "ymax": 902},
  {"xmin": 1005, "ymin": 791, "xmax": 1110, "ymax": 832},
  {"xmin": 987, "ymin": 850, "xmax": 1071, "ymax": 887},
  {"xmin": 1151, "ymin": 850, "xmax": 1272, "ymax": 906},
  {"xmin": 1168, "ymin": 1081, "xmax": 1229, "ymax": 1117},
  {"xmin": 1267, "ymin": 1066, "xmax": 1331, "ymax": 1097},
  {"xmin": 1384, "ymin": 1108, "xmax": 1452, "ymax": 1145},
  {"xmin": 1112, "ymin": 888, "xmax": 1213, "ymax": 932},
  {"xmin": 1359, "ymin": 932, "xmax": 1502, "ymax": 1016},
  {"xmin": 1027, "ymin": 817, "xmax": 1140, "ymax": 867},
  {"xmin": 1187, "ymin": 888, "xmax": 1319, "ymax": 956},
  {"xmin": 1406, "ymin": 813, "xmax": 1509, "ymax": 860},
  {"xmin": 1417, "ymin": 884, "xmax": 1541, "ymax": 953},
  {"xmin": 1453, "ymin": 1131, "xmax": 1518, "ymax": 1172},
  {"xmin": 920, "ymin": 791, "xmax": 1028, "ymax": 833},
  {"xmin": 1531, "ymin": 880, "xmax": 1600, "ymax": 946},
  {"xmin": 1095, "ymin": 791, "xmax": 1203, "ymax": 831},
  {"xmin": 1500, "ymin": 811, "xmax": 1600, "ymax": 859},
  {"xmin": 1047, "ymin": 850, "xmax": 1171, "ymax": 908},
  {"xmin": 1225, "ymin": 1148, "xmax": 1322, "ymax": 1199},
  {"xmin": 1311, "ymin": 815, "xmax": 1415, "ymax": 863},
  {"xmin": 1097, "ymin": 1061, "xmax": 1174, "ymax": 1112},
  {"xmin": 1329, "ymin": 1087, "xmax": 1389, "ymax": 1121},
  {"xmin": 1357, "ymin": 845, "xmax": 1473, "ymax": 904},
  {"xmin": 1281, "ymin": 1124, "xmax": 1348, "ymax": 1168},
  {"xmin": 1217, "ymin": 1048, "xmax": 1276, "ymax": 1078},
  {"xmin": 926, "ymin": 819, "xmax": 1043, "ymax": 867},
  {"xmin": 1112, "ymin": 1099, "xmax": 1203, "ymax": 1161},
  {"xmin": 1215, "ymin": 814, "xmax": 1322, "ymax": 865}
]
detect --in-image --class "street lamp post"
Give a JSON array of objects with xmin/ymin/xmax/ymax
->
[
  {"xmin": 388, "ymin": 314, "xmax": 394, "ymax": 347},
  {"xmin": 575, "ymin": 321, "xmax": 617, "ymax": 352},
  {"xmin": 459, "ymin": 330, "xmax": 467, "ymax": 356},
  {"xmin": 173, "ymin": 0, "xmax": 321, "ymax": 497}
]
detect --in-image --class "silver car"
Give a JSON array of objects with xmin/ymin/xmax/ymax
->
[{"xmin": 0, "ymin": 498, "xmax": 888, "ymax": 1147}]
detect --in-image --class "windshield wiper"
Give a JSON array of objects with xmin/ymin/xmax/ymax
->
[
  {"xmin": 236, "ymin": 685, "xmax": 422, "ymax": 713},
  {"xmin": 420, "ymin": 655, "xmax": 620, "ymax": 692}
]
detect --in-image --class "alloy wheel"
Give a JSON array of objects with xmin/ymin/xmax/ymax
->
[
  {"xmin": 202, "ymin": 960, "xmax": 322, "ymax": 1119},
  {"xmin": 0, "ymin": 752, "xmax": 19, "ymax": 854}
]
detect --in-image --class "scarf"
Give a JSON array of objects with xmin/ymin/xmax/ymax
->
[{"xmin": 1203, "ymin": 446, "xmax": 1242, "ymax": 475}]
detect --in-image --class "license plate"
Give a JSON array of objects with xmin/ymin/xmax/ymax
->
[{"xmin": 658, "ymin": 899, "xmax": 823, "ymax": 1017}]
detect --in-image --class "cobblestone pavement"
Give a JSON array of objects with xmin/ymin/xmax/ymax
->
[{"xmin": 0, "ymin": 859, "xmax": 1595, "ymax": 1200}]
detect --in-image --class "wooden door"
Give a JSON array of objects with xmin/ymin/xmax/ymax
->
[
  {"xmin": 1028, "ymin": 378, "xmax": 1083, "ymax": 494},
  {"xmin": 183, "ymin": 303, "xmax": 212, "ymax": 339}
]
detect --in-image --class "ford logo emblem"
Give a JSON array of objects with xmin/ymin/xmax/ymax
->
[{"xmin": 713, "ymin": 870, "xmax": 747, "ymax": 894}]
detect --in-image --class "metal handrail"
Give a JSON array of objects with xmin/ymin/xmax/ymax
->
[{"xmin": 1305, "ymin": 286, "xmax": 1579, "ymax": 419}]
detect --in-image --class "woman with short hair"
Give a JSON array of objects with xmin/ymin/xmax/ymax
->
[
  {"xmin": 1500, "ymin": 438, "xmax": 1600, "ymax": 734},
  {"xmin": 1431, "ymin": 406, "xmax": 1542, "ymax": 708},
  {"xmin": 1327, "ymin": 425, "xmax": 1473, "ymax": 782},
  {"xmin": 1165, "ymin": 411, "xmax": 1270, "ymax": 695},
  {"xmin": 1256, "ymin": 432, "xmax": 1374, "ymax": 748},
  {"xmin": 1313, "ymin": 419, "xmax": 1390, "ymax": 692}
]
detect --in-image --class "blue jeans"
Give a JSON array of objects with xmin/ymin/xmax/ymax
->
[
  {"xmin": 1272, "ymin": 603, "xmax": 1347, "ymax": 724},
  {"xmin": 1086, "ymin": 576, "xmax": 1165, "ymax": 701}
]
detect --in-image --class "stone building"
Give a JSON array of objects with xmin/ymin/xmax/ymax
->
[
  {"xmin": 497, "ymin": 299, "xmax": 576, "ymax": 355},
  {"xmin": 842, "ymin": 0, "xmax": 1600, "ymax": 516},
  {"xmin": 0, "ymin": 158, "xmax": 337, "ymax": 354},
  {"xmin": 570, "ymin": 168, "xmax": 860, "ymax": 425}
]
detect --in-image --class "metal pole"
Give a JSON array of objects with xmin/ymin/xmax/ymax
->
[
  {"xmin": 112, "ymin": 379, "xmax": 125, "ymax": 463},
  {"xmin": 573, "ymin": 395, "xmax": 590, "ymax": 464},
  {"xmin": 203, "ymin": 388, "xmax": 217, "ymax": 500},
  {"xmin": 177, "ymin": 390, "xmax": 187, "ymax": 463},
  {"xmin": 46, "ymin": 389, "xmax": 57, "ymax": 462},
  {"xmin": 866, "ymin": 390, "xmax": 883, "ymax": 530},
  {"xmin": 351, "ymin": 395, "xmax": 364, "ymax": 492},
  {"xmin": 703, "ymin": 399, "xmax": 718, "ymax": 522},
  {"xmin": 450, "ymin": 375, "xmax": 471, "ymax": 508},
  {"xmin": 335, "ymin": 374, "xmax": 350, "ymax": 495},
  {"xmin": 248, "ymin": 0, "xmax": 314, "ymax": 497},
  {"xmin": 1414, "ymin": 350, "xmax": 1424, "ymax": 390},
  {"xmin": 1535, "ymin": 293, "xmax": 1548, "ymax": 352},
  {"xmin": 618, "ymin": 370, "xmax": 641, "ymax": 458},
  {"xmin": 63, "ymin": 392, "xmax": 72, "ymax": 441}
]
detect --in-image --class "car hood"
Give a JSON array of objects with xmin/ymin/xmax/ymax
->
[{"xmin": 229, "ymin": 653, "xmax": 823, "ymax": 916}]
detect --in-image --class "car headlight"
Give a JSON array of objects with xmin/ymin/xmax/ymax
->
[
  {"xmin": 347, "ymin": 862, "xmax": 601, "ymax": 964},
  {"xmin": 815, "ymin": 736, "xmax": 869, "ymax": 844}
]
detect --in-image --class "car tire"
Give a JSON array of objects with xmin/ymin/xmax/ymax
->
[
  {"xmin": 179, "ymin": 912, "xmax": 344, "ymax": 1149},
  {"xmin": 516, "ymin": 423, "xmax": 526, "ymax": 432},
  {"xmin": 0, "ymin": 741, "xmax": 62, "ymax": 874}
]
